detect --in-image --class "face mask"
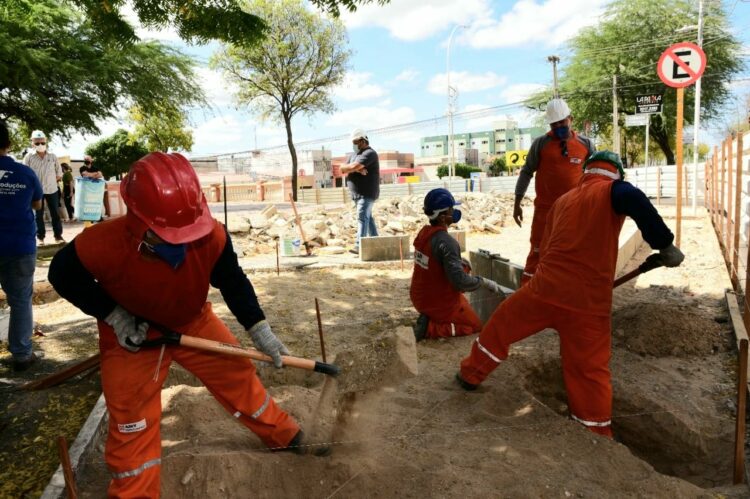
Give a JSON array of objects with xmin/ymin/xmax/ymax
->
[
  {"xmin": 553, "ymin": 126, "xmax": 569, "ymax": 140},
  {"xmin": 452, "ymin": 209, "xmax": 462, "ymax": 224},
  {"xmin": 140, "ymin": 240, "xmax": 187, "ymax": 269},
  {"xmin": 34, "ymin": 144, "xmax": 47, "ymax": 153},
  {"xmin": 352, "ymin": 143, "xmax": 360, "ymax": 154}
]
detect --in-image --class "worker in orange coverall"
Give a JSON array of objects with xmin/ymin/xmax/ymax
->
[
  {"xmin": 49, "ymin": 153, "xmax": 327, "ymax": 498},
  {"xmin": 410, "ymin": 188, "xmax": 504, "ymax": 341},
  {"xmin": 513, "ymin": 98, "xmax": 595, "ymax": 285},
  {"xmin": 457, "ymin": 151, "xmax": 684, "ymax": 438}
]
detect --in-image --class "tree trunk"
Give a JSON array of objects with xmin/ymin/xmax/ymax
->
[
  {"xmin": 284, "ymin": 113, "xmax": 298, "ymax": 202},
  {"xmin": 650, "ymin": 115, "xmax": 675, "ymax": 165}
]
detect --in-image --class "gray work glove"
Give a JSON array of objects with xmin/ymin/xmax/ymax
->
[
  {"xmin": 249, "ymin": 320, "xmax": 289, "ymax": 368},
  {"xmin": 104, "ymin": 305, "xmax": 149, "ymax": 352},
  {"xmin": 480, "ymin": 277, "xmax": 504, "ymax": 295},
  {"xmin": 659, "ymin": 244, "xmax": 685, "ymax": 268}
]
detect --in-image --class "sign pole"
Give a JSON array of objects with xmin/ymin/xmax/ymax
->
[
  {"xmin": 676, "ymin": 87, "xmax": 684, "ymax": 247},
  {"xmin": 645, "ymin": 114, "xmax": 650, "ymax": 197}
]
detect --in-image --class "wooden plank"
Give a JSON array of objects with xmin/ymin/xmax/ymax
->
[
  {"xmin": 728, "ymin": 136, "xmax": 735, "ymax": 265},
  {"xmin": 735, "ymin": 338, "xmax": 748, "ymax": 485},
  {"xmin": 721, "ymin": 139, "xmax": 727, "ymax": 245},
  {"xmin": 727, "ymin": 291, "xmax": 750, "ymax": 347},
  {"xmin": 734, "ymin": 133, "xmax": 744, "ymax": 288}
]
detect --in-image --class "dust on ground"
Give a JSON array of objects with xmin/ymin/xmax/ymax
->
[{"xmin": 63, "ymin": 212, "xmax": 750, "ymax": 497}]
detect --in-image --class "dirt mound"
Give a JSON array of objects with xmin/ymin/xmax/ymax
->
[{"xmin": 612, "ymin": 302, "xmax": 726, "ymax": 357}]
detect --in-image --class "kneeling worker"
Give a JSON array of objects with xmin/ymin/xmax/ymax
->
[
  {"xmin": 49, "ymin": 153, "xmax": 326, "ymax": 498},
  {"xmin": 410, "ymin": 188, "xmax": 504, "ymax": 341},
  {"xmin": 457, "ymin": 152, "xmax": 684, "ymax": 438}
]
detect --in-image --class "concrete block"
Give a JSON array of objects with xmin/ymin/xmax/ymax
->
[
  {"xmin": 468, "ymin": 251, "xmax": 521, "ymax": 322},
  {"xmin": 360, "ymin": 234, "xmax": 410, "ymax": 262},
  {"xmin": 448, "ymin": 230, "xmax": 466, "ymax": 252}
]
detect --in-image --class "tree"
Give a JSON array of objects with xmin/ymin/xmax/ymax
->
[
  {"xmin": 488, "ymin": 156, "xmax": 507, "ymax": 176},
  {"xmin": 212, "ymin": 0, "xmax": 350, "ymax": 200},
  {"xmin": 437, "ymin": 163, "xmax": 481, "ymax": 179},
  {"xmin": 85, "ymin": 129, "xmax": 149, "ymax": 180},
  {"xmin": 128, "ymin": 105, "xmax": 194, "ymax": 153},
  {"xmin": 68, "ymin": 0, "xmax": 388, "ymax": 46},
  {"xmin": 527, "ymin": 0, "xmax": 742, "ymax": 164},
  {"xmin": 0, "ymin": 0, "xmax": 204, "ymax": 139}
]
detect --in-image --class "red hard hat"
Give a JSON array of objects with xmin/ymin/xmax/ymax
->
[{"xmin": 120, "ymin": 152, "xmax": 214, "ymax": 244}]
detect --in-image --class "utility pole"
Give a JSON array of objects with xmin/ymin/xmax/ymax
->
[
  {"xmin": 446, "ymin": 25, "xmax": 466, "ymax": 181},
  {"xmin": 547, "ymin": 55, "xmax": 560, "ymax": 98},
  {"xmin": 612, "ymin": 74, "xmax": 621, "ymax": 155},
  {"xmin": 691, "ymin": 0, "xmax": 704, "ymax": 214}
]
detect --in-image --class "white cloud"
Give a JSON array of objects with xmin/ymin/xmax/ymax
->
[
  {"xmin": 325, "ymin": 105, "xmax": 416, "ymax": 130},
  {"xmin": 394, "ymin": 69, "xmax": 420, "ymax": 83},
  {"xmin": 499, "ymin": 83, "xmax": 547, "ymax": 104},
  {"xmin": 333, "ymin": 72, "xmax": 387, "ymax": 102},
  {"xmin": 461, "ymin": 0, "xmax": 607, "ymax": 49},
  {"xmin": 195, "ymin": 67, "xmax": 239, "ymax": 109},
  {"xmin": 121, "ymin": 2, "xmax": 182, "ymax": 43},
  {"xmin": 341, "ymin": 0, "xmax": 491, "ymax": 41},
  {"xmin": 189, "ymin": 116, "xmax": 288, "ymax": 155},
  {"xmin": 427, "ymin": 71, "xmax": 507, "ymax": 95}
]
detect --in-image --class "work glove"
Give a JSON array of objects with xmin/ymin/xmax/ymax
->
[
  {"xmin": 249, "ymin": 320, "xmax": 289, "ymax": 368},
  {"xmin": 480, "ymin": 277, "xmax": 504, "ymax": 295},
  {"xmin": 659, "ymin": 244, "xmax": 685, "ymax": 268},
  {"xmin": 104, "ymin": 305, "xmax": 149, "ymax": 352}
]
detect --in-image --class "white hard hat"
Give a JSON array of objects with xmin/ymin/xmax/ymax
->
[
  {"xmin": 30, "ymin": 130, "xmax": 46, "ymax": 140},
  {"xmin": 544, "ymin": 98, "xmax": 571, "ymax": 124},
  {"xmin": 350, "ymin": 128, "xmax": 368, "ymax": 141}
]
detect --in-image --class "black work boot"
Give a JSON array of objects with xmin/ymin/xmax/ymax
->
[
  {"xmin": 280, "ymin": 430, "xmax": 331, "ymax": 457},
  {"xmin": 12, "ymin": 352, "xmax": 42, "ymax": 372},
  {"xmin": 413, "ymin": 314, "xmax": 429, "ymax": 342},
  {"xmin": 455, "ymin": 372, "xmax": 478, "ymax": 392}
]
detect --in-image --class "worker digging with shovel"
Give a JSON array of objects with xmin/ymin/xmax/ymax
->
[
  {"xmin": 457, "ymin": 151, "xmax": 684, "ymax": 438},
  {"xmin": 49, "ymin": 153, "xmax": 329, "ymax": 498}
]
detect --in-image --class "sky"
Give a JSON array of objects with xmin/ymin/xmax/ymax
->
[{"xmin": 54, "ymin": 0, "xmax": 750, "ymax": 161}]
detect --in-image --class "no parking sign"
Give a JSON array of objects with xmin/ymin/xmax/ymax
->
[{"xmin": 657, "ymin": 42, "xmax": 706, "ymax": 88}]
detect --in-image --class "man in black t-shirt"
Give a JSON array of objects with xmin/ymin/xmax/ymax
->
[{"xmin": 341, "ymin": 128, "xmax": 380, "ymax": 255}]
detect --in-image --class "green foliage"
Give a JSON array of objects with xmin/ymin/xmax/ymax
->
[
  {"xmin": 488, "ymin": 156, "xmax": 507, "ymax": 176},
  {"xmin": 128, "ymin": 105, "xmax": 194, "ymax": 153},
  {"xmin": 67, "ymin": 0, "xmax": 386, "ymax": 46},
  {"xmin": 436, "ymin": 163, "xmax": 481, "ymax": 179},
  {"xmin": 212, "ymin": 0, "xmax": 350, "ymax": 199},
  {"xmin": 85, "ymin": 129, "xmax": 149, "ymax": 179},
  {"xmin": 0, "ymin": 0, "xmax": 204, "ymax": 139},
  {"xmin": 527, "ymin": 0, "xmax": 742, "ymax": 164}
]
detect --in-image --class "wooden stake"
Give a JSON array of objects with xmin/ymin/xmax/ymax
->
[
  {"xmin": 57, "ymin": 436, "xmax": 78, "ymax": 499},
  {"xmin": 276, "ymin": 239, "xmax": 280, "ymax": 276},
  {"xmin": 288, "ymin": 192, "xmax": 312, "ymax": 255},
  {"xmin": 721, "ymin": 139, "xmax": 727, "ymax": 246},
  {"xmin": 728, "ymin": 136, "xmax": 735, "ymax": 268},
  {"xmin": 399, "ymin": 239, "xmax": 404, "ymax": 272},
  {"xmin": 314, "ymin": 298, "xmax": 327, "ymax": 363},
  {"xmin": 735, "ymin": 338, "xmax": 748, "ymax": 484},
  {"xmin": 676, "ymin": 86, "xmax": 684, "ymax": 247}
]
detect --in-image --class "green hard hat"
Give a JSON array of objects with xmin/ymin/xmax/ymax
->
[{"xmin": 583, "ymin": 150, "xmax": 625, "ymax": 179}]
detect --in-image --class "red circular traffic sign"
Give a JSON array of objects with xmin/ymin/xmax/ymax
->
[{"xmin": 657, "ymin": 42, "xmax": 706, "ymax": 88}]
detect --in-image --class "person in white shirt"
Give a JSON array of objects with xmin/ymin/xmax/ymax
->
[{"xmin": 22, "ymin": 130, "xmax": 64, "ymax": 244}]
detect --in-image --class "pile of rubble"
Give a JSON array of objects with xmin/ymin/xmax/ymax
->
[{"xmin": 228, "ymin": 192, "xmax": 520, "ymax": 256}]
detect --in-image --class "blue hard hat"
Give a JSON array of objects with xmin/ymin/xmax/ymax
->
[{"xmin": 424, "ymin": 188, "xmax": 461, "ymax": 219}]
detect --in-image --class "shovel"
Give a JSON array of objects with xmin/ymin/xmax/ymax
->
[
  {"xmin": 613, "ymin": 253, "xmax": 664, "ymax": 288},
  {"xmin": 128, "ymin": 328, "xmax": 340, "ymax": 376}
]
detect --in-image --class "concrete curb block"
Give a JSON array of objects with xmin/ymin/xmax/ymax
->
[{"xmin": 41, "ymin": 393, "xmax": 108, "ymax": 499}]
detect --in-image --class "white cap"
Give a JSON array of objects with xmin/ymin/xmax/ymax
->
[
  {"xmin": 544, "ymin": 98, "xmax": 571, "ymax": 124},
  {"xmin": 350, "ymin": 128, "xmax": 368, "ymax": 142},
  {"xmin": 30, "ymin": 130, "xmax": 46, "ymax": 140}
]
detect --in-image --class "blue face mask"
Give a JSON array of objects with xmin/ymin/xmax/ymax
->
[
  {"xmin": 140, "ymin": 240, "xmax": 187, "ymax": 269},
  {"xmin": 553, "ymin": 126, "xmax": 569, "ymax": 140},
  {"xmin": 452, "ymin": 209, "xmax": 462, "ymax": 224}
]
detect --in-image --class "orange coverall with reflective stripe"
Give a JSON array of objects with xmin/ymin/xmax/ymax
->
[
  {"xmin": 410, "ymin": 225, "xmax": 482, "ymax": 338},
  {"xmin": 521, "ymin": 131, "xmax": 589, "ymax": 285},
  {"xmin": 76, "ymin": 217, "xmax": 299, "ymax": 497},
  {"xmin": 461, "ymin": 171, "xmax": 625, "ymax": 437}
]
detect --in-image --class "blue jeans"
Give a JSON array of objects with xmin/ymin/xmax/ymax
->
[
  {"xmin": 36, "ymin": 191, "xmax": 63, "ymax": 240},
  {"xmin": 354, "ymin": 197, "xmax": 378, "ymax": 248},
  {"xmin": 0, "ymin": 253, "xmax": 36, "ymax": 359}
]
